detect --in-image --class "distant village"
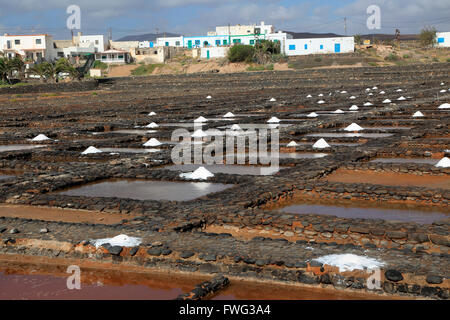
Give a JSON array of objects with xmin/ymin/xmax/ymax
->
[{"xmin": 1, "ymin": 21, "xmax": 449, "ymax": 78}]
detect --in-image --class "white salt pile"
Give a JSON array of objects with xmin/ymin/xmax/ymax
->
[
  {"xmin": 372, "ymin": 86, "xmax": 378, "ymax": 90},
  {"xmin": 363, "ymin": 102, "xmax": 373, "ymax": 106},
  {"xmin": 438, "ymin": 103, "xmax": 450, "ymax": 109},
  {"xmin": 307, "ymin": 112, "xmax": 318, "ymax": 118},
  {"xmin": 349, "ymin": 105, "xmax": 359, "ymax": 111},
  {"xmin": 143, "ymin": 138, "xmax": 162, "ymax": 147},
  {"xmin": 318, "ymin": 93, "xmax": 323, "ymax": 97},
  {"xmin": 396, "ymin": 89, "xmax": 403, "ymax": 92},
  {"xmin": 146, "ymin": 122, "xmax": 159, "ymax": 128},
  {"xmin": 368, "ymin": 93, "xmax": 373, "ymax": 96},
  {"xmin": 397, "ymin": 96, "xmax": 406, "ymax": 101},
  {"xmin": 306, "ymin": 94, "xmax": 312, "ymax": 98},
  {"xmin": 180, "ymin": 166, "xmax": 214, "ymax": 180},
  {"xmin": 31, "ymin": 134, "xmax": 50, "ymax": 141},
  {"xmin": 440, "ymin": 82, "xmax": 445, "ymax": 85},
  {"xmin": 340, "ymin": 91, "xmax": 347, "ymax": 94},
  {"xmin": 287, "ymin": 141, "xmax": 298, "ymax": 147},
  {"xmin": 269, "ymin": 97, "xmax": 276, "ymax": 102},
  {"xmin": 365, "ymin": 88, "xmax": 371, "ymax": 91},
  {"xmin": 379, "ymin": 91, "xmax": 385, "ymax": 94},
  {"xmin": 313, "ymin": 138, "xmax": 330, "ymax": 149},
  {"xmin": 313, "ymin": 254, "xmax": 385, "ymax": 272},
  {"xmin": 81, "ymin": 146, "xmax": 102, "ymax": 154},
  {"xmin": 440, "ymin": 90, "xmax": 447, "ymax": 93},
  {"xmin": 223, "ymin": 112, "xmax": 235, "ymax": 118},
  {"xmin": 148, "ymin": 111, "xmax": 156, "ymax": 116},
  {"xmin": 92, "ymin": 234, "xmax": 142, "ymax": 249},
  {"xmin": 267, "ymin": 116, "xmax": 280, "ymax": 123},
  {"xmin": 435, "ymin": 157, "xmax": 450, "ymax": 168},
  {"xmin": 194, "ymin": 116, "xmax": 208, "ymax": 122},
  {"xmin": 412, "ymin": 111, "xmax": 424, "ymax": 117},
  {"xmin": 344, "ymin": 123, "xmax": 364, "ymax": 131},
  {"xmin": 191, "ymin": 129, "xmax": 208, "ymax": 137},
  {"xmin": 382, "ymin": 99, "xmax": 392, "ymax": 103},
  {"xmin": 317, "ymin": 100, "xmax": 325, "ymax": 104},
  {"xmin": 206, "ymin": 95, "xmax": 212, "ymax": 99},
  {"xmin": 349, "ymin": 96, "xmax": 356, "ymax": 99},
  {"xmin": 230, "ymin": 124, "xmax": 241, "ymax": 130},
  {"xmin": 333, "ymin": 109, "xmax": 344, "ymax": 114}
]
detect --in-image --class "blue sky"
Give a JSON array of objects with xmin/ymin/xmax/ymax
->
[{"xmin": 0, "ymin": 0, "xmax": 449, "ymax": 39}]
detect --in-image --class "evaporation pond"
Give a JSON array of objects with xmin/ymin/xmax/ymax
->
[
  {"xmin": 306, "ymin": 133, "xmax": 393, "ymax": 138},
  {"xmin": 276, "ymin": 203, "xmax": 448, "ymax": 224},
  {"xmin": 55, "ymin": 179, "xmax": 232, "ymax": 201},
  {"xmin": 0, "ymin": 145, "xmax": 45, "ymax": 152},
  {"xmin": 370, "ymin": 158, "xmax": 439, "ymax": 165}
]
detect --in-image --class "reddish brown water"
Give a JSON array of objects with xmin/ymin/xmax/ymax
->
[
  {"xmin": 0, "ymin": 258, "xmax": 400, "ymax": 300},
  {"xmin": 56, "ymin": 179, "xmax": 233, "ymax": 201}
]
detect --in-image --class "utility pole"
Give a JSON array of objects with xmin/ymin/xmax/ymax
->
[{"xmin": 344, "ymin": 17, "xmax": 347, "ymax": 36}]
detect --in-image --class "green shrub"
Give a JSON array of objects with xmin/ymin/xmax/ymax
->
[
  {"xmin": 92, "ymin": 60, "xmax": 108, "ymax": 70},
  {"xmin": 130, "ymin": 64, "xmax": 163, "ymax": 76},
  {"xmin": 403, "ymin": 54, "xmax": 410, "ymax": 59},
  {"xmin": 384, "ymin": 54, "xmax": 399, "ymax": 61},
  {"xmin": 227, "ymin": 45, "xmax": 255, "ymax": 63},
  {"xmin": 419, "ymin": 26, "xmax": 437, "ymax": 48},
  {"xmin": 447, "ymin": 58, "xmax": 450, "ymax": 63}
]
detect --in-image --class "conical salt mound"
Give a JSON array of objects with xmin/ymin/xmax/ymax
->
[
  {"xmin": 180, "ymin": 166, "xmax": 214, "ymax": 180},
  {"xmin": 396, "ymin": 89, "xmax": 403, "ymax": 92},
  {"xmin": 81, "ymin": 146, "xmax": 102, "ymax": 154},
  {"xmin": 148, "ymin": 111, "xmax": 156, "ymax": 116},
  {"xmin": 191, "ymin": 129, "xmax": 208, "ymax": 137},
  {"xmin": 223, "ymin": 112, "xmax": 235, "ymax": 118},
  {"xmin": 349, "ymin": 96, "xmax": 356, "ymax": 99},
  {"xmin": 269, "ymin": 97, "xmax": 276, "ymax": 102},
  {"xmin": 435, "ymin": 157, "xmax": 450, "ymax": 168},
  {"xmin": 143, "ymin": 138, "xmax": 162, "ymax": 147},
  {"xmin": 146, "ymin": 122, "xmax": 159, "ymax": 128},
  {"xmin": 349, "ymin": 105, "xmax": 359, "ymax": 111},
  {"xmin": 267, "ymin": 116, "xmax": 280, "ymax": 123},
  {"xmin": 440, "ymin": 89, "xmax": 447, "ymax": 93},
  {"xmin": 32, "ymin": 134, "xmax": 50, "ymax": 141},
  {"xmin": 412, "ymin": 111, "xmax": 424, "ymax": 117},
  {"xmin": 206, "ymin": 95, "xmax": 212, "ymax": 99},
  {"xmin": 287, "ymin": 141, "xmax": 298, "ymax": 147},
  {"xmin": 230, "ymin": 124, "xmax": 241, "ymax": 131},
  {"xmin": 438, "ymin": 103, "xmax": 450, "ymax": 109},
  {"xmin": 344, "ymin": 123, "xmax": 364, "ymax": 131},
  {"xmin": 307, "ymin": 112, "xmax": 318, "ymax": 118},
  {"xmin": 340, "ymin": 91, "xmax": 347, "ymax": 94},
  {"xmin": 333, "ymin": 109, "xmax": 344, "ymax": 114},
  {"xmin": 379, "ymin": 91, "xmax": 385, "ymax": 94},
  {"xmin": 364, "ymin": 102, "xmax": 373, "ymax": 106},
  {"xmin": 317, "ymin": 100, "xmax": 325, "ymax": 104},
  {"xmin": 306, "ymin": 94, "xmax": 312, "ymax": 98},
  {"xmin": 397, "ymin": 96, "xmax": 406, "ymax": 101},
  {"xmin": 313, "ymin": 138, "xmax": 330, "ymax": 149},
  {"xmin": 194, "ymin": 116, "xmax": 208, "ymax": 122},
  {"xmin": 382, "ymin": 99, "xmax": 391, "ymax": 103}
]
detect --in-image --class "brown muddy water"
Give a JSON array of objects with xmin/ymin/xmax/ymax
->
[
  {"xmin": 275, "ymin": 202, "xmax": 449, "ymax": 224},
  {"xmin": 0, "ymin": 145, "xmax": 46, "ymax": 152},
  {"xmin": 55, "ymin": 179, "xmax": 233, "ymax": 201},
  {"xmin": 0, "ymin": 257, "xmax": 399, "ymax": 300}
]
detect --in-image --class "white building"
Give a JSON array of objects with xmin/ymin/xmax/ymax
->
[
  {"xmin": 284, "ymin": 36, "xmax": 354, "ymax": 56},
  {"xmin": 209, "ymin": 21, "xmax": 274, "ymax": 36},
  {"xmin": 0, "ymin": 34, "xmax": 57, "ymax": 61},
  {"xmin": 200, "ymin": 46, "xmax": 229, "ymax": 59},
  {"xmin": 76, "ymin": 34, "xmax": 105, "ymax": 52},
  {"xmin": 156, "ymin": 36, "xmax": 183, "ymax": 47},
  {"xmin": 94, "ymin": 49, "xmax": 130, "ymax": 64},
  {"xmin": 436, "ymin": 32, "xmax": 450, "ymax": 47}
]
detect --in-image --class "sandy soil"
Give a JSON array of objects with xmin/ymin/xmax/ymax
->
[
  {"xmin": 107, "ymin": 65, "xmax": 137, "ymax": 77},
  {"xmin": 0, "ymin": 205, "xmax": 133, "ymax": 225}
]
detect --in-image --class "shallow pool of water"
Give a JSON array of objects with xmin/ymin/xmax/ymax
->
[
  {"xmin": 56, "ymin": 179, "xmax": 232, "ymax": 201},
  {"xmin": 365, "ymin": 126, "xmax": 412, "ymax": 130},
  {"xmin": 0, "ymin": 175, "xmax": 14, "ymax": 181},
  {"xmin": 306, "ymin": 133, "xmax": 393, "ymax": 138},
  {"xmin": 370, "ymin": 158, "xmax": 439, "ymax": 165},
  {"xmin": 276, "ymin": 203, "xmax": 448, "ymax": 224},
  {"xmin": 100, "ymin": 148, "xmax": 160, "ymax": 154},
  {"xmin": 0, "ymin": 145, "xmax": 45, "ymax": 152}
]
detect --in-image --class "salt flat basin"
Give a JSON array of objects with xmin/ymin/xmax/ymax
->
[
  {"xmin": 370, "ymin": 158, "xmax": 439, "ymax": 165},
  {"xmin": 0, "ymin": 175, "xmax": 14, "ymax": 181},
  {"xmin": 276, "ymin": 203, "xmax": 448, "ymax": 224},
  {"xmin": 93, "ymin": 130, "xmax": 157, "ymax": 135},
  {"xmin": 290, "ymin": 142, "xmax": 364, "ymax": 147},
  {"xmin": 100, "ymin": 148, "xmax": 160, "ymax": 154},
  {"xmin": 55, "ymin": 179, "xmax": 233, "ymax": 201},
  {"xmin": 219, "ymin": 124, "xmax": 292, "ymax": 129},
  {"xmin": 0, "ymin": 145, "xmax": 45, "ymax": 152},
  {"xmin": 365, "ymin": 126, "xmax": 413, "ymax": 130},
  {"xmin": 158, "ymin": 123, "xmax": 196, "ymax": 128},
  {"xmin": 0, "ymin": 257, "xmax": 395, "ymax": 300},
  {"xmin": 306, "ymin": 133, "xmax": 393, "ymax": 138},
  {"xmin": 164, "ymin": 164, "xmax": 283, "ymax": 176},
  {"xmin": 326, "ymin": 169, "xmax": 450, "ymax": 189}
]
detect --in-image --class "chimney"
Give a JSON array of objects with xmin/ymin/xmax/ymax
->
[{"xmin": 261, "ymin": 21, "xmax": 265, "ymax": 26}]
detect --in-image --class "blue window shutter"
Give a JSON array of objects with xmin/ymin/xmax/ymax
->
[
  {"xmin": 289, "ymin": 44, "xmax": 295, "ymax": 50},
  {"xmin": 320, "ymin": 44, "xmax": 323, "ymax": 49},
  {"xmin": 437, "ymin": 37, "xmax": 444, "ymax": 43},
  {"xmin": 304, "ymin": 44, "xmax": 308, "ymax": 50}
]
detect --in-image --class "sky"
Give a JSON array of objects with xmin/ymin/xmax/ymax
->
[{"xmin": 0, "ymin": 0, "xmax": 449, "ymax": 40}]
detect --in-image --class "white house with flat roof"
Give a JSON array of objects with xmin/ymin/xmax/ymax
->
[
  {"xmin": 284, "ymin": 36, "xmax": 354, "ymax": 56},
  {"xmin": 436, "ymin": 32, "xmax": 450, "ymax": 47},
  {"xmin": 209, "ymin": 21, "xmax": 274, "ymax": 36},
  {"xmin": 0, "ymin": 34, "xmax": 57, "ymax": 61},
  {"xmin": 95, "ymin": 49, "xmax": 130, "ymax": 64}
]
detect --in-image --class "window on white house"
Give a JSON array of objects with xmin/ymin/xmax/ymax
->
[
  {"xmin": 15, "ymin": 39, "xmax": 20, "ymax": 45},
  {"xmin": 35, "ymin": 39, "xmax": 42, "ymax": 44},
  {"xmin": 95, "ymin": 40, "xmax": 99, "ymax": 45}
]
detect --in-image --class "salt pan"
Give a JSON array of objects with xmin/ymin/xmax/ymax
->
[
  {"xmin": 146, "ymin": 122, "xmax": 159, "ymax": 128},
  {"xmin": 143, "ymin": 138, "xmax": 162, "ymax": 147},
  {"xmin": 307, "ymin": 112, "xmax": 318, "ymax": 118},
  {"xmin": 287, "ymin": 141, "xmax": 298, "ymax": 147},
  {"xmin": 180, "ymin": 166, "xmax": 214, "ymax": 180},
  {"xmin": 344, "ymin": 123, "xmax": 363, "ymax": 131},
  {"xmin": 92, "ymin": 234, "xmax": 142, "ymax": 248},
  {"xmin": 412, "ymin": 111, "xmax": 424, "ymax": 117},
  {"xmin": 31, "ymin": 134, "xmax": 50, "ymax": 141},
  {"xmin": 267, "ymin": 116, "xmax": 280, "ymax": 123},
  {"xmin": 223, "ymin": 112, "xmax": 235, "ymax": 118},
  {"xmin": 435, "ymin": 157, "xmax": 450, "ymax": 168},
  {"xmin": 313, "ymin": 138, "xmax": 330, "ymax": 149},
  {"xmin": 81, "ymin": 146, "xmax": 102, "ymax": 154},
  {"xmin": 313, "ymin": 254, "xmax": 385, "ymax": 272}
]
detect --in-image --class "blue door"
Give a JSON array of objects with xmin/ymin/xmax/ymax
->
[
  {"xmin": 207, "ymin": 50, "xmax": 210, "ymax": 59},
  {"xmin": 334, "ymin": 43, "xmax": 341, "ymax": 53}
]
